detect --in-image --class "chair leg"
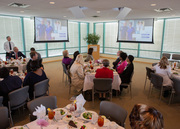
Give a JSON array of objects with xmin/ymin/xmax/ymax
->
[
  {"xmin": 62, "ymin": 72, "xmax": 64, "ymax": 82},
  {"xmin": 8, "ymin": 102, "xmax": 13, "ymax": 126},
  {"xmin": 69, "ymin": 84, "xmax": 71, "ymax": 95},
  {"xmin": 130, "ymin": 84, "xmax": 132, "ymax": 98},
  {"xmin": 159, "ymin": 87, "xmax": 163, "ymax": 103},
  {"xmin": 144, "ymin": 77, "xmax": 147, "ymax": 90},
  {"xmin": 148, "ymin": 83, "xmax": 152, "ymax": 98},
  {"xmin": 92, "ymin": 91, "xmax": 94, "ymax": 108}
]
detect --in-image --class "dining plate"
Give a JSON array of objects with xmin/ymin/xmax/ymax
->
[
  {"xmin": 80, "ymin": 111, "xmax": 98, "ymax": 122},
  {"xmin": 10, "ymin": 126, "xmax": 28, "ymax": 129},
  {"xmin": 62, "ymin": 114, "xmax": 75, "ymax": 123},
  {"xmin": 53, "ymin": 108, "xmax": 68, "ymax": 117}
]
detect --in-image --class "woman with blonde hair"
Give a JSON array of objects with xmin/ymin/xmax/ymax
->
[
  {"xmin": 70, "ymin": 54, "xmax": 85, "ymax": 93},
  {"xmin": 153, "ymin": 56, "xmax": 173, "ymax": 97},
  {"xmin": 62, "ymin": 50, "xmax": 72, "ymax": 69},
  {"xmin": 129, "ymin": 104, "xmax": 164, "ymax": 129}
]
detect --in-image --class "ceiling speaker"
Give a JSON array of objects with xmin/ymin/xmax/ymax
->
[
  {"xmin": 69, "ymin": 6, "xmax": 85, "ymax": 19},
  {"xmin": 116, "ymin": 7, "xmax": 132, "ymax": 19}
]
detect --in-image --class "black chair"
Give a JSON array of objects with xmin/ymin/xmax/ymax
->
[
  {"xmin": 162, "ymin": 53, "xmax": 171, "ymax": 59},
  {"xmin": 0, "ymin": 107, "xmax": 10, "ymax": 129},
  {"xmin": 6, "ymin": 66, "xmax": 18, "ymax": 72},
  {"xmin": 120, "ymin": 72, "xmax": 134, "ymax": 98},
  {"xmin": 0, "ymin": 96, "xmax": 3, "ymax": 107},
  {"xmin": 169, "ymin": 76, "xmax": 180, "ymax": 104},
  {"xmin": 62, "ymin": 63, "xmax": 68, "ymax": 82},
  {"xmin": 144, "ymin": 67, "xmax": 154, "ymax": 90},
  {"xmin": 92, "ymin": 78, "xmax": 113, "ymax": 106},
  {"xmin": 27, "ymin": 96, "xmax": 57, "ymax": 121},
  {"xmin": 8, "ymin": 86, "xmax": 29, "ymax": 126},
  {"xmin": 148, "ymin": 73, "xmax": 173, "ymax": 104},
  {"xmin": 172, "ymin": 54, "xmax": 180, "ymax": 60},
  {"xmin": 99, "ymin": 101, "xmax": 128, "ymax": 127},
  {"xmin": 152, "ymin": 63, "xmax": 158, "ymax": 66},
  {"xmin": 34, "ymin": 79, "xmax": 49, "ymax": 99}
]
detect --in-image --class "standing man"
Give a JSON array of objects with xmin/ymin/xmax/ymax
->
[{"xmin": 4, "ymin": 36, "xmax": 15, "ymax": 60}]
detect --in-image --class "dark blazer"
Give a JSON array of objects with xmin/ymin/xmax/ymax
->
[
  {"xmin": 0, "ymin": 76, "xmax": 22, "ymax": 107},
  {"xmin": 10, "ymin": 51, "xmax": 26, "ymax": 59},
  {"xmin": 23, "ymin": 69, "xmax": 47, "ymax": 100},
  {"xmin": 113, "ymin": 57, "xmax": 120, "ymax": 69},
  {"xmin": 120, "ymin": 63, "xmax": 134, "ymax": 83}
]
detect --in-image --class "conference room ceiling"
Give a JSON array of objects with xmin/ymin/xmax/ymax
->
[{"xmin": 0, "ymin": 0, "xmax": 180, "ymax": 21}]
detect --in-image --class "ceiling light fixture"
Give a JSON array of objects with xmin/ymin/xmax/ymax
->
[
  {"xmin": 151, "ymin": 4, "xmax": 156, "ymax": 6},
  {"xmin": 49, "ymin": 2, "xmax": 55, "ymax": 4},
  {"xmin": 63, "ymin": 16, "xmax": 67, "ymax": 18},
  {"xmin": 97, "ymin": 11, "xmax": 100, "ymax": 13},
  {"xmin": 20, "ymin": 11, "xmax": 24, "ymax": 13}
]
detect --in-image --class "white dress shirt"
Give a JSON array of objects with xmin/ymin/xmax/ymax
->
[{"xmin": 4, "ymin": 41, "xmax": 15, "ymax": 53}]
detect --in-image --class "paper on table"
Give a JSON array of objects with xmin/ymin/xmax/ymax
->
[
  {"xmin": 76, "ymin": 94, "xmax": 86, "ymax": 111},
  {"xmin": 32, "ymin": 104, "xmax": 46, "ymax": 119}
]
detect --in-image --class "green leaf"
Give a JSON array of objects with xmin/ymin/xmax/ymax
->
[{"xmin": 83, "ymin": 33, "xmax": 100, "ymax": 45}]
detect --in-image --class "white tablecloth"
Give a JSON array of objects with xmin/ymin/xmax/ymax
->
[{"xmin": 83, "ymin": 72, "xmax": 121, "ymax": 92}]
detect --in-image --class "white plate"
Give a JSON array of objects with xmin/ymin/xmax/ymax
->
[
  {"xmin": 10, "ymin": 126, "xmax": 28, "ymax": 129},
  {"xmin": 80, "ymin": 111, "xmax": 98, "ymax": 122},
  {"xmin": 53, "ymin": 108, "xmax": 68, "ymax": 117}
]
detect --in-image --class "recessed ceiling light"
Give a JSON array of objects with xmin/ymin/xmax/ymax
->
[
  {"xmin": 97, "ymin": 11, "xmax": 100, "ymax": 13},
  {"xmin": 49, "ymin": 2, "xmax": 55, "ymax": 4},
  {"xmin": 20, "ymin": 11, "xmax": 24, "ymax": 13},
  {"xmin": 63, "ymin": 16, "xmax": 67, "ymax": 18},
  {"xmin": 151, "ymin": 4, "xmax": 156, "ymax": 6}
]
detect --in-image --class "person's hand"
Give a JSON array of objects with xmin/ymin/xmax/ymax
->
[{"xmin": 40, "ymin": 67, "xmax": 44, "ymax": 70}]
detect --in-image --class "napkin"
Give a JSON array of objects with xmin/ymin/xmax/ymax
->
[
  {"xmin": 33, "ymin": 104, "xmax": 46, "ymax": 119},
  {"xmin": 76, "ymin": 94, "xmax": 86, "ymax": 111}
]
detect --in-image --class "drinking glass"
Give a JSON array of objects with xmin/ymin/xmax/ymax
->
[
  {"xmin": 10, "ymin": 69, "xmax": 13, "ymax": 75},
  {"xmin": 25, "ymin": 70, "xmax": 27, "ymax": 76},
  {"xmin": 48, "ymin": 110, "xmax": 55, "ymax": 124},
  {"xmin": 70, "ymin": 104, "xmax": 75, "ymax": 113},
  {"xmin": 55, "ymin": 110, "xmax": 62, "ymax": 121},
  {"xmin": 98, "ymin": 116, "xmax": 104, "ymax": 127},
  {"xmin": 91, "ymin": 114, "xmax": 98, "ymax": 124}
]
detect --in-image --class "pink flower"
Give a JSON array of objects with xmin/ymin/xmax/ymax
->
[{"xmin": 37, "ymin": 119, "xmax": 49, "ymax": 128}]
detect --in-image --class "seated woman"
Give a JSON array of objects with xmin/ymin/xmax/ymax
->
[
  {"xmin": 69, "ymin": 51, "xmax": 80, "ymax": 69},
  {"xmin": 70, "ymin": 54, "xmax": 85, "ymax": 93},
  {"xmin": 112, "ymin": 50, "xmax": 122, "ymax": 69},
  {"xmin": 62, "ymin": 50, "xmax": 72, "ymax": 69},
  {"xmin": 84, "ymin": 48, "xmax": 93, "ymax": 62},
  {"xmin": 153, "ymin": 56, "xmax": 173, "ymax": 87},
  {"xmin": 0, "ymin": 67, "xmax": 22, "ymax": 107},
  {"xmin": 23, "ymin": 60, "xmax": 47, "ymax": 100},
  {"xmin": 95, "ymin": 59, "xmax": 113, "ymax": 100},
  {"xmin": 116, "ymin": 52, "xmax": 128, "ymax": 74},
  {"xmin": 129, "ymin": 104, "xmax": 164, "ymax": 129}
]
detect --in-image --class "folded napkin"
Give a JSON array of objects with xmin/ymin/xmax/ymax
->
[
  {"xmin": 33, "ymin": 104, "xmax": 46, "ymax": 119},
  {"xmin": 76, "ymin": 94, "xmax": 86, "ymax": 111}
]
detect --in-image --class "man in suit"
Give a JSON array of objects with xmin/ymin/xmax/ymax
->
[
  {"xmin": 9, "ymin": 47, "xmax": 26, "ymax": 59},
  {"xmin": 4, "ymin": 36, "xmax": 15, "ymax": 60}
]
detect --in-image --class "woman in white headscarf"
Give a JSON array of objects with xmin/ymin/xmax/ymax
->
[{"xmin": 70, "ymin": 54, "xmax": 85, "ymax": 92}]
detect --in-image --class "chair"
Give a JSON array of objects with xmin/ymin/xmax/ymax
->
[
  {"xmin": 34, "ymin": 79, "xmax": 49, "ymax": 99},
  {"xmin": 148, "ymin": 73, "xmax": 173, "ymax": 104},
  {"xmin": 172, "ymin": 54, "xmax": 180, "ymax": 60},
  {"xmin": 152, "ymin": 63, "xmax": 158, "ymax": 66},
  {"xmin": 0, "ymin": 107, "xmax": 10, "ymax": 129},
  {"xmin": 27, "ymin": 96, "xmax": 57, "ymax": 121},
  {"xmin": 162, "ymin": 53, "xmax": 171, "ymax": 59},
  {"xmin": 120, "ymin": 72, "xmax": 134, "ymax": 98},
  {"xmin": 6, "ymin": 66, "xmax": 18, "ymax": 72},
  {"xmin": 66, "ymin": 70, "xmax": 72, "ymax": 95},
  {"xmin": 92, "ymin": 78, "xmax": 113, "ymax": 106},
  {"xmin": 144, "ymin": 67, "xmax": 154, "ymax": 90},
  {"xmin": 99, "ymin": 101, "xmax": 128, "ymax": 127},
  {"xmin": 169, "ymin": 76, "xmax": 180, "ymax": 104},
  {"xmin": 8, "ymin": 86, "xmax": 29, "ymax": 126},
  {"xmin": 0, "ymin": 96, "xmax": 3, "ymax": 107},
  {"xmin": 62, "ymin": 63, "xmax": 68, "ymax": 82}
]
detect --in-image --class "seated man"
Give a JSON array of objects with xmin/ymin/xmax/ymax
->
[
  {"xmin": 120, "ymin": 55, "xmax": 134, "ymax": 91},
  {"xmin": 9, "ymin": 47, "xmax": 26, "ymax": 59},
  {"xmin": 30, "ymin": 47, "xmax": 42, "ymax": 61},
  {"xmin": 27, "ymin": 51, "xmax": 43, "ymax": 73},
  {"xmin": 112, "ymin": 50, "xmax": 122, "ymax": 69},
  {"xmin": 0, "ymin": 67, "xmax": 22, "ymax": 107},
  {"xmin": 95, "ymin": 59, "xmax": 113, "ymax": 100}
]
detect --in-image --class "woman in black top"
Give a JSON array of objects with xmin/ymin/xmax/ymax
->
[
  {"xmin": 23, "ymin": 60, "xmax": 47, "ymax": 100},
  {"xmin": 0, "ymin": 67, "xmax": 22, "ymax": 107},
  {"xmin": 120, "ymin": 55, "xmax": 134, "ymax": 91}
]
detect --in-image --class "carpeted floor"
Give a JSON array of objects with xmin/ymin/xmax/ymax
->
[{"xmin": 13, "ymin": 59, "xmax": 180, "ymax": 129}]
